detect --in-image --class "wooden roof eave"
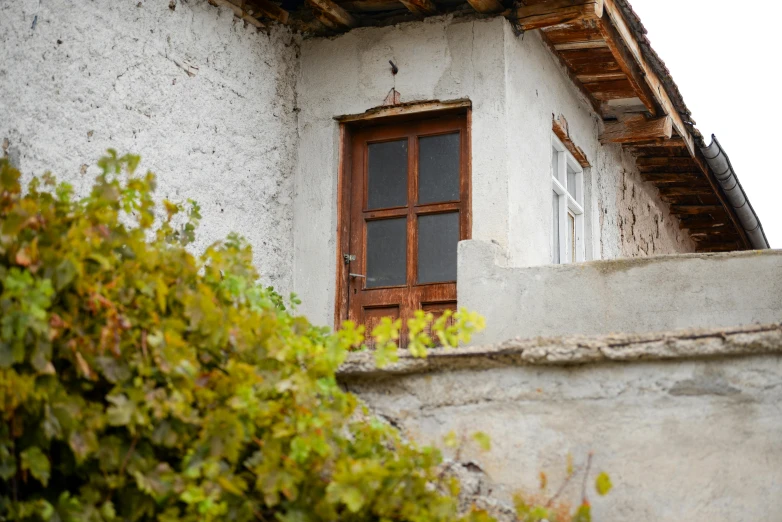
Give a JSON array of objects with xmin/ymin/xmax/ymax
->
[{"xmin": 209, "ymin": 0, "xmax": 753, "ymax": 251}]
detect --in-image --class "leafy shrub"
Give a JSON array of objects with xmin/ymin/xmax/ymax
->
[
  {"xmin": 0, "ymin": 152, "xmax": 492, "ymax": 521},
  {"xmin": 0, "ymin": 152, "xmax": 609, "ymax": 522}
]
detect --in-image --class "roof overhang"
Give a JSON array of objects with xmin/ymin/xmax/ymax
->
[{"xmin": 211, "ymin": 0, "xmax": 767, "ymax": 251}]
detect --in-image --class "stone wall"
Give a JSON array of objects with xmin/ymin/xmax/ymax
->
[
  {"xmin": 339, "ymin": 323, "xmax": 782, "ymax": 522},
  {"xmin": 459, "ymin": 239, "xmax": 782, "ymax": 344},
  {"xmin": 0, "ymin": 0, "xmax": 300, "ymax": 294}
]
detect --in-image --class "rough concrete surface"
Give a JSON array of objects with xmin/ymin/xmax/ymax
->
[
  {"xmin": 340, "ymin": 324, "xmax": 782, "ymax": 522},
  {"xmin": 459, "ymin": 240, "xmax": 782, "ymax": 343},
  {"xmin": 0, "ymin": 0, "xmax": 300, "ymax": 294}
]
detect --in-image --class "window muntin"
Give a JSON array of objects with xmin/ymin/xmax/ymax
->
[{"xmin": 551, "ymin": 136, "xmax": 584, "ymax": 264}]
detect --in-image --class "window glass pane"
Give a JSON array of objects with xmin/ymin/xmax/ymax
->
[
  {"xmin": 418, "ymin": 133, "xmax": 460, "ymax": 204},
  {"xmin": 552, "ymin": 191, "xmax": 560, "ymax": 264},
  {"xmin": 551, "ymin": 147, "xmax": 559, "ymax": 180},
  {"xmin": 567, "ymin": 212, "xmax": 575, "ymax": 263},
  {"xmin": 366, "ymin": 218, "xmax": 407, "ymax": 287},
  {"xmin": 418, "ymin": 212, "xmax": 459, "ymax": 284},
  {"xmin": 368, "ymin": 140, "xmax": 408, "ymax": 210},
  {"xmin": 567, "ymin": 164, "xmax": 578, "ymax": 200}
]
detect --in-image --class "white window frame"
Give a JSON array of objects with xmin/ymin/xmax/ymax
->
[{"xmin": 551, "ymin": 135, "xmax": 585, "ymax": 264}]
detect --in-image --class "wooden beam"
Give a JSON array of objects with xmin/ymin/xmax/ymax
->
[
  {"xmin": 467, "ymin": 0, "xmax": 503, "ymax": 14},
  {"xmin": 670, "ymin": 205, "xmax": 724, "ymax": 215},
  {"xmin": 511, "ymin": 0, "xmax": 604, "ymax": 31},
  {"xmin": 600, "ymin": 115, "xmax": 672, "ymax": 144},
  {"xmin": 242, "ymin": 0, "xmax": 289, "ymax": 23},
  {"xmin": 636, "ymin": 157, "xmax": 698, "ymax": 169},
  {"xmin": 600, "ymin": 0, "xmax": 693, "ymax": 156},
  {"xmin": 552, "ymin": 113, "xmax": 590, "ymax": 167},
  {"xmin": 336, "ymin": 99, "xmax": 471, "ymax": 123},
  {"xmin": 398, "ymin": 0, "xmax": 437, "ymax": 15},
  {"xmin": 640, "ymin": 173, "xmax": 703, "ymax": 184},
  {"xmin": 307, "ymin": 0, "xmax": 356, "ymax": 29},
  {"xmin": 657, "ymin": 186, "xmax": 713, "ymax": 197},
  {"xmin": 209, "ymin": 0, "xmax": 266, "ymax": 27},
  {"xmin": 554, "ymin": 40, "xmax": 608, "ymax": 51}
]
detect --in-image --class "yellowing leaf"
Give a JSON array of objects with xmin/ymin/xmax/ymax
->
[{"xmin": 595, "ymin": 471, "xmax": 613, "ymax": 496}]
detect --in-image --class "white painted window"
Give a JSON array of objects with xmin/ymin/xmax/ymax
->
[{"xmin": 551, "ymin": 136, "xmax": 584, "ymax": 264}]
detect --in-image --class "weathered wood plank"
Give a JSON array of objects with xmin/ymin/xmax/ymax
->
[
  {"xmin": 307, "ymin": 0, "xmax": 356, "ymax": 29},
  {"xmin": 554, "ymin": 40, "xmax": 608, "ymax": 51},
  {"xmin": 600, "ymin": 0, "xmax": 694, "ymax": 156},
  {"xmin": 641, "ymin": 174, "xmax": 705, "ymax": 185},
  {"xmin": 657, "ymin": 185, "xmax": 713, "ymax": 196},
  {"xmin": 552, "ymin": 113, "xmax": 590, "ymax": 167},
  {"xmin": 670, "ymin": 204, "xmax": 724, "ymax": 215},
  {"xmin": 601, "ymin": 115, "xmax": 672, "ymax": 144},
  {"xmin": 243, "ymin": 0, "xmax": 289, "ymax": 23},
  {"xmin": 466, "ymin": 0, "xmax": 503, "ymax": 13},
  {"xmin": 335, "ymin": 99, "xmax": 471, "ymax": 123},
  {"xmin": 398, "ymin": 0, "xmax": 437, "ymax": 16},
  {"xmin": 511, "ymin": 0, "xmax": 604, "ymax": 31}
]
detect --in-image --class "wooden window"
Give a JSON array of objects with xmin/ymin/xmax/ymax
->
[
  {"xmin": 551, "ymin": 135, "xmax": 584, "ymax": 264},
  {"xmin": 336, "ymin": 112, "xmax": 471, "ymax": 345}
]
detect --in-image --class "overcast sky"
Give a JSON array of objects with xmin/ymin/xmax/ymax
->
[{"xmin": 628, "ymin": 0, "xmax": 780, "ymax": 248}]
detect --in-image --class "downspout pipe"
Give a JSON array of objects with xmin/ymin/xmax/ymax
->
[{"xmin": 700, "ymin": 135, "xmax": 769, "ymax": 249}]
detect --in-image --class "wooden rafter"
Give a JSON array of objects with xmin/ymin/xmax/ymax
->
[
  {"xmin": 466, "ymin": 0, "xmax": 503, "ymax": 14},
  {"xmin": 398, "ymin": 0, "xmax": 438, "ymax": 16},
  {"xmin": 307, "ymin": 0, "xmax": 356, "ymax": 29},
  {"xmin": 511, "ymin": 0, "xmax": 604, "ymax": 32},
  {"xmin": 601, "ymin": 115, "xmax": 672, "ymax": 144}
]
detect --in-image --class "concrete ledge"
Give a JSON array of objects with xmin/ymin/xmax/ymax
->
[
  {"xmin": 338, "ymin": 322, "xmax": 782, "ymax": 377},
  {"xmin": 457, "ymin": 240, "xmax": 782, "ymax": 343}
]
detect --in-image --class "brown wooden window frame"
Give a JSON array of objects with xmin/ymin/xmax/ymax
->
[{"xmin": 334, "ymin": 102, "xmax": 472, "ymax": 331}]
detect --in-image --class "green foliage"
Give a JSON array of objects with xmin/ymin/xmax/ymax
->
[
  {"xmin": 0, "ymin": 152, "xmax": 610, "ymax": 522},
  {"xmin": 0, "ymin": 152, "xmax": 492, "ymax": 521}
]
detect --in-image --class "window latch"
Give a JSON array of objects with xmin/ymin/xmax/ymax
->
[
  {"xmin": 343, "ymin": 254, "xmax": 356, "ymax": 264},
  {"xmin": 349, "ymin": 273, "xmax": 366, "ymax": 279}
]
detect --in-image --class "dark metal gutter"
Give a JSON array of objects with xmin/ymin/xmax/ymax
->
[{"xmin": 700, "ymin": 135, "xmax": 769, "ymax": 249}]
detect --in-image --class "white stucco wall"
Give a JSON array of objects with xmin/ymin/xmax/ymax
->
[
  {"xmin": 295, "ymin": 15, "xmax": 695, "ymax": 327},
  {"xmin": 340, "ymin": 326, "xmax": 782, "ymax": 522},
  {"xmin": 460, "ymin": 240, "xmax": 782, "ymax": 343},
  {"xmin": 0, "ymin": 0, "xmax": 300, "ymax": 294},
  {"xmin": 295, "ymin": 16, "xmax": 511, "ymax": 326}
]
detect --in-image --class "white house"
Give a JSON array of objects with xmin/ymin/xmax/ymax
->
[{"xmin": 2, "ymin": 1, "xmax": 780, "ymax": 520}]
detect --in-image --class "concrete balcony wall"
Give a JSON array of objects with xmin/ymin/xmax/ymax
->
[{"xmin": 458, "ymin": 240, "xmax": 782, "ymax": 345}]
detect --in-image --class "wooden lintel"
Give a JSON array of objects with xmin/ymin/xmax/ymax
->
[
  {"xmin": 600, "ymin": 115, "xmax": 672, "ymax": 144},
  {"xmin": 307, "ymin": 0, "xmax": 356, "ymax": 29},
  {"xmin": 511, "ymin": 0, "xmax": 604, "ymax": 31},
  {"xmin": 467, "ymin": 0, "xmax": 503, "ymax": 14},
  {"xmin": 399, "ymin": 0, "xmax": 437, "ymax": 16},
  {"xmin": 335, "ymin": 99, "xmax": 471, "ymax": 123},
  {"xmin": 552, "ymin": 113, "xmax": 590, "ymax": 167}
]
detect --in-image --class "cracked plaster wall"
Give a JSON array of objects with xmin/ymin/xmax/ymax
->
[
  {"xmin": 341, "ymin": 350, "xmax": 782, "ymax": 522},
  {"xmin": 0, "ymin": 0, "xmax": 300, "ymax": 294},
  {"xmin": 596, "ymin": 142, "xmax": 695, "ymax": 258}
]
